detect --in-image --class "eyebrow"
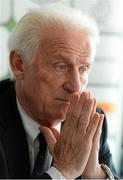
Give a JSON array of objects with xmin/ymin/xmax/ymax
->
[
  {"xmin": 54, "ymin": 54, "xmax": 71, "ymax": 62},
  {"xmin": 53, "ymin": 53, "xmax": 93, "ymax": 67}
]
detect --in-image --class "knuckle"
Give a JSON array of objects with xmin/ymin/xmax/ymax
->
[{"xmin": 71, "ymin": 111, "xmax": 80, "ymax": 119}]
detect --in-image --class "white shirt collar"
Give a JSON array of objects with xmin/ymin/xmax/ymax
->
[{"xmin": 16, "ymin": 98, "xmax": 40, "ymax": 145}]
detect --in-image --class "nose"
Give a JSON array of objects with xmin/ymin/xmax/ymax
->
[{"xmin": 63, "ymin": 70, "xmax": 82, "ymax": 93}]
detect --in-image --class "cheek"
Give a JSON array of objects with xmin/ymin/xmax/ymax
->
[
  {"xmin": 37, "ymin": 69, "xmax": 54, "ymax": 85},
  {"xmin": 40, "ymin": 74, "xmax": 56, "ymax": 87},
  {"xmin": 38, "ymin": 71, "xmax": 62, "ymax": 94}
]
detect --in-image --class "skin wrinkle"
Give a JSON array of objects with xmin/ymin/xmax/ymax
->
[
  {"xmin": 39, "ymin": 23, "xmax": 92, "ymax": 61},
  {"xmin": 41, "ymin": 39, "xmax": 91, "ymax": 58},
  {"xmin": 51, "ymin": 54, "xmax": 92, "ymax": 67},
  {"xmin": 40, "ymin": 37, "xmax": 92, "ymax": 65},
  {"xmin": 39, "ymin": 37, "xmax": 92, "ymax": 88}
]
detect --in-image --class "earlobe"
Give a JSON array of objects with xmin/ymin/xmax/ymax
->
[{"xmin": 9, "ymin": 50, "xmax": 24, "ymax": 80}]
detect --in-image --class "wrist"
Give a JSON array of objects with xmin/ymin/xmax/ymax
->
[
  {"xmin": 47, "ymin": 166, "xmax": 67, "ymax": 180},
  {"xmin": 82, "ymin": 164, "xmax": 108, "ymax": 179},
  {"xmin": 53, "ymin": 163, "xmax": 74, "ymax": 179}
]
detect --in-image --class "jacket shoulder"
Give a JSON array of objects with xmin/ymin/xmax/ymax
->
[
  {"xmin": 0, "ymin": 79, "xmax": 13, "ymax": 95},
  {"xmin": 0, "ymin": 79, "xmax": 15, "ymax": 125}
]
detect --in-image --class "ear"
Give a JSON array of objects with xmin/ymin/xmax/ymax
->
[{"xmin": 9, "ymin": 50, "xmax": 24, "ymax": 80}]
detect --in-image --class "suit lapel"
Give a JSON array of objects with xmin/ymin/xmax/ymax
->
[{"xmin": 0, "ymin": 81, "xmax": 30, "ymax": 178}]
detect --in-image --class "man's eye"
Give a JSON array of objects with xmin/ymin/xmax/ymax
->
[
  {"xmin": 55, "ymin": 63, "xmax": 66, "ymax": 72},
  {"xmin": 79, "ymin": 67, "xmax": 89, "ymax": 75}
]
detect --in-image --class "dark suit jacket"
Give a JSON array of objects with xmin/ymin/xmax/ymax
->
[{"xmin": 0, "ymin": 79, "xmax": 119, "ymax": 179}]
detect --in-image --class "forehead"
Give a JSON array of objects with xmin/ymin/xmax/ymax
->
[{"xmin": 38, "ymin": 23, "xmax": 94, "ymax": 65}]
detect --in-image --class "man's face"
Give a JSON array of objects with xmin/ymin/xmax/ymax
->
[{"xmin": 18, "ymin": 24, "xmax": 95, "ymax": 127}]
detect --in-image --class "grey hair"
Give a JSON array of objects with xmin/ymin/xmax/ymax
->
[{"xmin": 8, "ymin": 4, "xmax": 99, "ymax": 63}]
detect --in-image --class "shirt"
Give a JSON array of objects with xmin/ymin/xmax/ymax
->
[{"xmin": 16, "ymin": 98, "xmax": 66, "ymax": 179}]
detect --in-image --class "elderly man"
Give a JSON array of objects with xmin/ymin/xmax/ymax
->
[{"xmin": 0, "ymin": 4, "xmax": 118, "ymax": 179}]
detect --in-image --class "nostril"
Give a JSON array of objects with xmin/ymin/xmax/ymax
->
[
  {"xmin": 63, "ymin": 81, "xmax": 80, "ymax": 93},
  {"xmin": 63, "ymin": 82, "xmax": 73, "ymax": 93}
]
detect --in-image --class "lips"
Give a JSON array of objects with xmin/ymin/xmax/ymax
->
[{"xmin": 55, "ymin": 98, "xmax": 69, "ymax": 103}]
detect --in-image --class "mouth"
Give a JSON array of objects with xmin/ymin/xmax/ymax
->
[{"xmin": 55, "ymin": 98, "xmax": 70, "ymax": 103}]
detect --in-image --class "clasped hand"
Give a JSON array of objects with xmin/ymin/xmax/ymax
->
[{"xmin": 41, "ymin": 91, "xmax": 104, "ymax": 179}]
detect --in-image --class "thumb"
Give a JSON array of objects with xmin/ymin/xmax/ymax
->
[
  {"xmin": 40, "ymin": 126, "xmax": 57, "ymax": 155},
  {"xmin": 50, "ymin": 127, "xmax": 60, "ymax": 140}
]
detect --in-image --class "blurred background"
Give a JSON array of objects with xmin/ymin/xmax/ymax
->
[{"xmin": 0, "ymin": 0, "xmax": 123, "ymax": 177}]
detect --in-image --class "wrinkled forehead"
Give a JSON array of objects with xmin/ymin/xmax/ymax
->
[
  {"xmin": 41, "ymin": 21, "xmax": 90, "ymax": 42},
  {"xmin": 41, "ymin": 23, "xmax": 93, "ymax": 50},
  {"xmin": 36, "ymin": 22, "xmax": 96, "ymax": 65}
]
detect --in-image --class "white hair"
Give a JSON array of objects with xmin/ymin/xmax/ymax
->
[{"xmin": 8, "ymin": 4, "xmax": 99, "ymax": 63}]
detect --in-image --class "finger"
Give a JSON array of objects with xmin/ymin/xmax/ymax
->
[
  {"xmin": 78, "ymin": 97, "xmax": 94, "ymax": 133},
  {"xmin": 59, "ymin": 94, "xmax": 81, "ymax": 150},
  {"xmin": 76, "ymin": 91, "xmax": 90, "ymax": 118},
  {"xmin": 90, "ymin": 98, "xmax": 97, "ymax": 120},
  {"xmin": 63, "ymin": 93, "xmax": 79, "ymax": 129},
  {"xmin": 87, "ymin": 98, "xmax": 97, "ymax": 130},
  {"xmin": 93, "ymin": 114, "xmax": 104, "ymax": 147},
  {"xmin": 86, "ymin": 112, "xmax": 100, "ymax": 139},
  {"xmin": 87, "ymin": 92, "xmax": 97, "ymax": 119},
  {"xmin": 65, "ymin": 92, "xmax": 89, "ymax": 128},
  {"xmin": 40, "ymin": 126, "xmax": 57, "ymax": 155}
]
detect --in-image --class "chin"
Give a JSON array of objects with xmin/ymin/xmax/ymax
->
[
  {"xmin": 46, "ymin": 106, "xmax": 68, "ymax": 126},
  {"xmin": 49, "ymin": 112, "xmax": 66, "ymax": 126},
  {"xmin": 53, "ymin": 113, "xmax": 65, "ymax": 122},
  {"xmin": 56, "ymin": 110, "xmax": 66, "ymax": 119}
]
